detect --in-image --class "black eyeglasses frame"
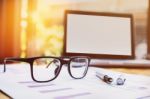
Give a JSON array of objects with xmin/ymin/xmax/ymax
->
[{"xmin": 3, "ymin": 56, "xmax": 90, "ymax": 83}]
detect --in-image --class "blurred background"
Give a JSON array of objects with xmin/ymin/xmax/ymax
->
[{"xmin": 0, "ymin": 0, "xmax": 149, "ymax": 61}]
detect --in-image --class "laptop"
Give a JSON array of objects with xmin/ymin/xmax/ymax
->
[{"xmin": 63, "ymin": 10, "xmax": 150, "ymax": 68}]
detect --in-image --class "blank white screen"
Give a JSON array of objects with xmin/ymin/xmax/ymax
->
[{"xmin": 66, "ymin": 14, "xmax": 132, "ymax": 55}]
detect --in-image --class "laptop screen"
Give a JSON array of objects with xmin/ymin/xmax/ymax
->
[{"xmin": 64, "ymin": 10, "xmax": 134, "ymax": 59}]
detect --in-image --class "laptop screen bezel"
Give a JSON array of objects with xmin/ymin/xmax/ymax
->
[{"xmin": 63, "ymin": 10, "xmax": 135, "ymax": 59}]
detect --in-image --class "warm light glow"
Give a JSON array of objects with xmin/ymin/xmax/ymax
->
[
  {"xmin": 20, "ymin": 51, "xmax": 26, "ymax": 58},
  {"xmin": 29, "ymin": 1, "xmax": 64, "ymax": 56},
  {"xmin": 21, "ymin": 12, "xmax": 28, "ymax": 18},
  {"xmin": 21, "ymin": 30, "xmax": 27, "ymax": 51},
  {"xmin": 21, "ymin": 20, "xmax": 27, "ymax": 28},
  {"xmin": 20, "ymin": 0, "xmax": 28, "ymax": 58}
]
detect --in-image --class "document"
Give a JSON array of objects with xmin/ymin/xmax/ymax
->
[{"xmin": 0, "ymin": 64, "xmax": 150, "ymax": 99}]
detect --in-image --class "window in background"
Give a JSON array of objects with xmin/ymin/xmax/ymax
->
[{"xmin": 26, "ymin": 0, "xmax": 148, "ymax": 58}]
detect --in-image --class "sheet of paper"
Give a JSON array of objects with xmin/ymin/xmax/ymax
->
[{"xmin": 0, "ymin": 64, "xmax": 150, "ymax": 99}]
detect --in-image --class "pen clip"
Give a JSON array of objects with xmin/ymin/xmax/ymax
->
[{"xmin": 103, "ymin": 75, "xmax": 113, "ymax": 84}]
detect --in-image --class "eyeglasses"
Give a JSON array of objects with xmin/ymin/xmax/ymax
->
[{"xmin": 3, "ymin": 56, "xmax": 90, "ymax": 83}]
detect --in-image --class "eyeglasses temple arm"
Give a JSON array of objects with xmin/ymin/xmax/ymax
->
[
  {"xmin": 3, "ymin": 58, "xmax": 29, "ymax": 73},
  {"xmin": 46, "ymin": 61, "xmax": 53, "ymax": 68}
]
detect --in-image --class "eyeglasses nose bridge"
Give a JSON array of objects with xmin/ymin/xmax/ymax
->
[{"xmin": 61, "ymin": 59, "xmax": 70, "ymax": 65}]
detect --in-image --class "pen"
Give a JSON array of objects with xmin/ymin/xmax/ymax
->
[
  {"xmin": 96, "ymin": 71, "xmax": 113, "ymax": 84},
  {"xmin": 96, "ymin": 71, "xmax": 126, "ymax": 85}
]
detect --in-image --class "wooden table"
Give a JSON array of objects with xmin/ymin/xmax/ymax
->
[{"xmin": 1, "ymin": 68, "xmax": 150, "ymax": 99}]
